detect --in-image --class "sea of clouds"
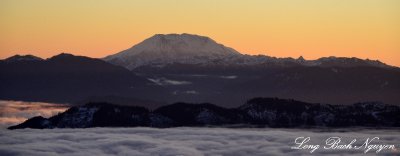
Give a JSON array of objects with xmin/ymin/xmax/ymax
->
[
  {"xmin": 1, "ymin": 100, "xmax": 399, "ymax": 155},
  {"xmin": 0, "ymin": 127, "xmax": 399, "ymax": 156}
]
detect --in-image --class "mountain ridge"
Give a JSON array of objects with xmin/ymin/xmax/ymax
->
[
  {"xmin": 103, "ymin": 33, "xmax": 395, "ymax": 70},
  {"xmin": 4, "ymin": 54, "xmax": 44, "ymax": 62},
  {"xmin": 104, "ymin": 33, "xmax": 241, "ymax": 69},
  {"xmin": 1, "ymin": 35, "xmax": 399, "ymax": 106},
  {"xmin": 1, "ymin": 52, "xmax": 400, "ymax": 106},
  {"xmin": 8, "ymin": 97, "xmax": 400, "ymax": 129},
  {"xmin": 0, "ymin": 53, "xmax": 165, "ymax": 104}
]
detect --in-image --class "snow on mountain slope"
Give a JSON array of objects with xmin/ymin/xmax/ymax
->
[
  {"xmin": 104, "ymin": 33, "xmax": 241, "ymax": 70},
  {"xmin": 103, "ymin": 33, "xmax": 395, "ymax": 70}
]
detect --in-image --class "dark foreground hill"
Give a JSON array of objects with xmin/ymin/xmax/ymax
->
[
  {"xmin": 9, "ymin": 98, "xmax": 400, "ymax": 129},
  {"xmin": 0, "ymin": 53, "xmax": 166, "ymax": 104}
]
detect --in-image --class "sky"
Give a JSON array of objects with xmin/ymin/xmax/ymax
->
[{"xmin": 1, "ymin": 0, "xmax": 399, "ymax": 66}]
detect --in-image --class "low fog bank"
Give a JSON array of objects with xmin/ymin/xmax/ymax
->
[
  {"xmin": 0, "ymin": 100, "xmax": 68, "ymax": 128},
  {"xmin": 0, "ymin": 127, "xmax": 399, "ymax": 156}
]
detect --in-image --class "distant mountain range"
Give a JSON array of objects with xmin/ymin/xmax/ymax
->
[
  {"xmin": 104, "ymin": 33, "xmax": 393, "ymax": 70},
  {"xmin": 9, "ymin": 97, "xmax": 400, "ymax": 129},
  {"xmin": 1, "ymin": 33, "xmax": 399, "ymax": 107}
]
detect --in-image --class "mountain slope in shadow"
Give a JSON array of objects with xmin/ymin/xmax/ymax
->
[{"xmin": 0, "ymin": 53, "xmax": 166, "ymax": 103}]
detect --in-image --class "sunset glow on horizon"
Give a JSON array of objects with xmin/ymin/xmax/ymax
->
[{"xmin": 1, "ymin": 0, "xmax": 399, "ymax": 66}]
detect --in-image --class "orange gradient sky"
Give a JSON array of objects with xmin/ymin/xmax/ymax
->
[{"xmin": 1, "ymin": 0, "xmax": 399, "ymax": 66}]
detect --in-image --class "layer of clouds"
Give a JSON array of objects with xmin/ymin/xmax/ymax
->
[
  {"xmin": 173, "ymin": 90, "xmax": 199, "ymax": 95},
  {"xmin": 0, "ymin": 127, "xmax": 399, "ymax": 156},
  {"xmin": 220, "ymin": 75, "xmax": 238, "ymax": 79},
  {"xmin": 148, "ymin": 77, "xmax": 192, "ymax": 86},
  {"xmin": 0, "ymin": 100, "xmax": 68, "ymax": 127}
]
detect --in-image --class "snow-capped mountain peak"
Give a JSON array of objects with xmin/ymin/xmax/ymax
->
[
  {"xmin": 103, "ymin": 33, "xmax": 396, "ymax": 70},
  {"xmin": 104, "ymin": 33, "xmax": 241, "ymax": 69}
]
